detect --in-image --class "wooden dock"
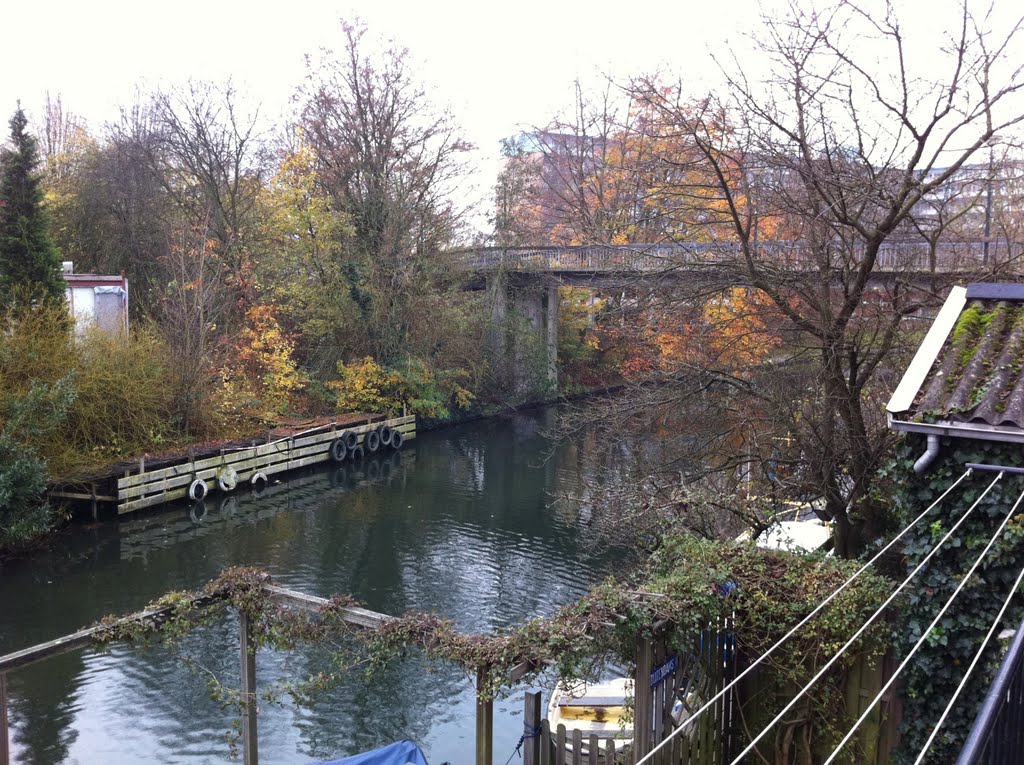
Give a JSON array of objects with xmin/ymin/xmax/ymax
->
[{"xmin": 51, "ymin": 414, "xmax": 416, "ymax": 515}]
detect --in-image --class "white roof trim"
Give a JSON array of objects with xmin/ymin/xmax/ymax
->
[{"xmin": 886, "ymin": 285, "xmax": 967, "ymax": 415}]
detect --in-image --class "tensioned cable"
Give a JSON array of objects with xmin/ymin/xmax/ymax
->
[
  {"xmin": 823, "ymin": 482, "xmax": 1024, "ymax": 764},
  {"xmin": 633, "ymin": 468, "xmax": 974, "ymax": 765},
  {"xmin": 727, "ymin": 471, "xmax": 1003, "ymax": 765},
  {"xmin": 912, "ymin": 564, "xmax": 1024, "ymax": 765}
]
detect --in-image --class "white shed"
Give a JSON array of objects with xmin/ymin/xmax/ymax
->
[{"xmin": 62, "ymin": 262, "xmax": 129, "ymax": 335}]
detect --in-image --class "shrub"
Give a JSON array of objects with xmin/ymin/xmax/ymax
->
[
  {"xmin": 328, "ymin": 356, "xmax": 474, "ymax": 420},
  {"xmin": 0, "ymin": 302, "xmax": 178, "ymax": 477},
  {"xmin": 56, "ymin": 325, "xmax": 177, "ymax": 473},
  {"xmin": 217, "ymin": 304, "xmax": 306, "ymax": 425},
  {"xmin": 0, "ymin": 378, "xmax": 74, "ymax": 548}
]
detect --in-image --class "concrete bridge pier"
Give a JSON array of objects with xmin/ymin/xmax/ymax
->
[
  {"xmin": 486, "ymin": 276, "xmax": 558, "ymax": 395},
  {"xmin": 517, "ymin": 285, "xmax": 558, "ymax": 391}
]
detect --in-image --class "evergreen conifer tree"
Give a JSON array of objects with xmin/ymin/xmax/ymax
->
[{"xmin": 0, "ymin": 106, "xmax": 64, "ymax": 304}]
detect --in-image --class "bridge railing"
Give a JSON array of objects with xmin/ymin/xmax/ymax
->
[{"xmin": 452, "ymin": 240, "xmax": 1018, "ymax": 274}]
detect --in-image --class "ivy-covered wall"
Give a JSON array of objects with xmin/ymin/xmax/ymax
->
[{"xmin": 891, "ymin": 434, "xmax": 1024, "ymax": 764}]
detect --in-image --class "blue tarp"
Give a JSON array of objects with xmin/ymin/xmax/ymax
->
[{"xmin": 312, "ymin": 740, "xmax": 430, "ymax": 765}]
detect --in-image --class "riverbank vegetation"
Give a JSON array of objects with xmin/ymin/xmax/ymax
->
[
  {"xmin": 1, "ymin": 0, "xmax": 1023, "ymax": 564},
  {"xmin": 2, "ymin": 5, "xmax": 1024, "ymax": 762}
]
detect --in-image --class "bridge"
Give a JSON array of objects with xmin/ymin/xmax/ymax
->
[
  {"xmin": 452, "ymin": 240, "xmax": 1015, "ymax": 287},
  {"xmin": 450, "ymin": 239, "xmax": 1019, "ymax": 394}
]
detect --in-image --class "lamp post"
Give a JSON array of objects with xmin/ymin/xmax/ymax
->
[{"xmin": 984, "ymin": 143, "xmax": 994, "ymax": 267}]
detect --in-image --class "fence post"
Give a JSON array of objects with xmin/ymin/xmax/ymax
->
[
  {"xmin": 635, "ymin": 637, "xmax": 654, "ymax": 761},
  {"xmin": 1, "ymin": 672, "xmax": 9, "ymax": 765},
  {"xmin": 476, "ymin": 666, "xmax": 494, "ymax": 765},
  {"xmin": 239, "ymin": 611, "xmax": 258, "ymax": 765},
  {"xmin": 524, "ymin": 691, "xmax": 542, "ymax": 765}
]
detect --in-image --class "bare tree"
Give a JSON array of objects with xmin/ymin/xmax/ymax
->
[
  {"xmin": 142, "ymin": 82, "xmax": 268, "ymax": 308},
  {"xmin": 300, "ymin": 20, "xmax": 472, "ymax": 365},
  {"xmin": 624, "ymin": 0, "xmax": 1024, "ymax": 555},
  {"xmin": 154, "ymin": 218, "xmax": 227, "ymax": 435},
  {"xmin": 39, "ymin": 92, "xmax": 86, "ymax": 184}
]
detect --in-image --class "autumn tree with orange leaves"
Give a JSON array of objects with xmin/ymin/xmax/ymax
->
[{"xmin": 495, "ymin": 81, "xmax": 731, "ymax": 247}]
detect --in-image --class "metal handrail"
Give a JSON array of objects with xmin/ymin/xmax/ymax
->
[
  {"xmin": 956, "ymin": 613, "xmax": 1024, "ymax": 765},
  {"xmin": 449, "ymin": 239, "xmax": 1017, "ymax": 274}
]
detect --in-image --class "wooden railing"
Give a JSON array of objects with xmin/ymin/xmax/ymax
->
[
  {"xmin": 0, "ymin": 582, "xmax": 392, "ymax": 765},
  {"xmin": 1, "ymin": 591, "xmax": 910, "ymax": 765},
  {"xmin": 0, "ymin": 580, "xmax": 550, "ymax": 765}
]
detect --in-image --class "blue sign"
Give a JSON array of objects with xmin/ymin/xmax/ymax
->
[{"xmin": 650, "ymin": 655, "xmax": 677, "ymax": 688}]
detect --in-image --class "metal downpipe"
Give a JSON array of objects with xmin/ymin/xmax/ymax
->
[{"xmin": 914, "ymin": 434, "xmax": 941, "ymax": 474}]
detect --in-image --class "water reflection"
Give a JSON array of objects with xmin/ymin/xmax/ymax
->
[{"xmin": 0, "ymin": 409, "xmax": 630, "ymax": 764}]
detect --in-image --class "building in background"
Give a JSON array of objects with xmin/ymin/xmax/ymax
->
[{"xmin": 62, "ymin": 261, "xmax": 128, "ymax": 335}]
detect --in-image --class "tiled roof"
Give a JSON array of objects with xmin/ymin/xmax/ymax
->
[{"xmin": 904, "ymin": 285, "xmax": 1024, "ymax": 428}]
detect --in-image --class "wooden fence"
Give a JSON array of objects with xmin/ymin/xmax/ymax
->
[
  {"xmin": 633, "ymin": 628, "xmax": 738, "ymax": 765},
  {"xmin": 522, "ymin": 692, "xmax": 622, "ymax": 765},
  {"xmin": 513, "ymin": 627, "xmax": 740, "ymax": 765},
  {"xmin": 733, "ymin": 648, "xmax": 901, "ymax": 765},
  {"xmin": 626, "ymin": 627, "xmax": 901, "ymax": 765}
]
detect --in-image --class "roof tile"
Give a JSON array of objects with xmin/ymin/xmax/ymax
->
[{"xmin": 911, "ymin": 297, "xmax": 1024, "ymax": 428}]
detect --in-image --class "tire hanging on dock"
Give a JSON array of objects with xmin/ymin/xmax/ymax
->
[
  {"xmin": 365, "ymin": 429, "xmax": 381, "ymax": 453},
  {"xmin": 341, "ymin": 430, "xmax": 358, "ymax": 450},
  {"xmin": 217, "ymin": 467, "xmax": 238, "ymax": 492},
  {"xmin": 188, "ymin": 478, "xmax": 208, "ymax": 502},
  {"xmin": 390, "ymin": 429, "xmax": 404, "ymax": 449},
  {"xmin": 377, "ymin": 425, "xmax": 394, "ymax": 447},
  {"xmin": 329, "ymin": 438, "xmax": 347, "ymax": 462},
  {"xmin": 250, "ymin": 472, "xmax": 268, "ymax": 494},
  {"xmin": 350, "ymin": 444, "xmax": 365, "ymax": 461}
]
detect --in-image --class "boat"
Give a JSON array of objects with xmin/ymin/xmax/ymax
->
[{"xmin": 547, "ymin": 677, "xmax": 634, "ymax": 753}]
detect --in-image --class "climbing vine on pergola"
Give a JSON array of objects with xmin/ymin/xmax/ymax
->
[{"xmin": 91, "ymin": 536, "xmax": 893, "ymax": 759}]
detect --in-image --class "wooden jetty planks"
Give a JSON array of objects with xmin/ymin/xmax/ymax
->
[
  {"xmin": 114, "ymin": 415, "xmax": 416, "ymax": 514},
  {"xmin": 117, "ymin": 415, "xmax": 415, "ymax": 489}
]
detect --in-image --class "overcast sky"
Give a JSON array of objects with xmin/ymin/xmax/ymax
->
[
  {"xmin": 0, "ymin": 1, "xmax": 763, "ymax": 174},
  {"xmin": 2, "ymin": 0, "xmax": 1021, "ymax": 216}
]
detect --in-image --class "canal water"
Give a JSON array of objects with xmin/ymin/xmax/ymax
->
[{"xmin": 0, "ymin": 408, "xmax": 632, "ymax": 764}]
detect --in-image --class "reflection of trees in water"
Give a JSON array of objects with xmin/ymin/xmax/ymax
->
[
  {"xmin": 288, "ymin": 649, "xmax": 462, "ymax": 760},
  {"xmin": 556, "ymin": 385, "xmax": 802, "ymax": 545},
  {"xmin": 396, "ymin": 411, "xmax": 609, "ymax": 628},
  {"xmin": 8, "ymin": 654, "xmax": 80, "ymax": 765},
  {"xmin": 547, "ymin": 426, "xmax": 641, "ymax": 527},
  {"xmin": 2, "ymin": 407, "xmax": 624, "ymax": 763}
]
